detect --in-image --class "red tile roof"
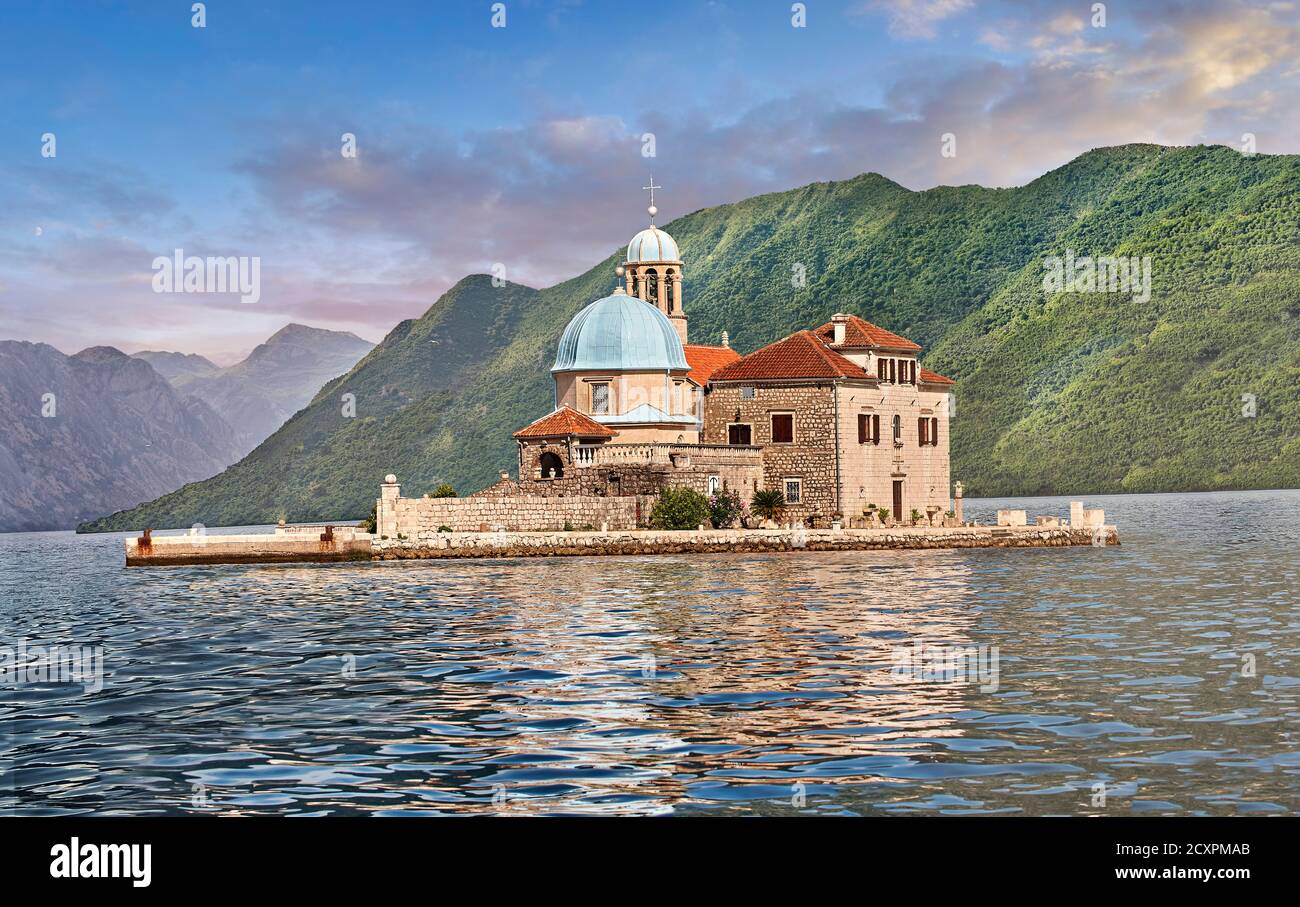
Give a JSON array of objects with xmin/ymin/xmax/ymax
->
[
  {"xmin": 812, "ymin": 314, "xmax": 922, "ymax": 352},
  {"xmin": 512, "ymin": 405, "xmax": 616, "ymax": 439},
  {"xmin": 709, "ymin": 331, "xmax": 873, "ymax": 382},
  {"xmin": 919, "ymin": 367, "xmax": 955, "ymax": 386},
  {"xmin": 683, "ymin": 344, "xmax": 741, "ymax": 385}
]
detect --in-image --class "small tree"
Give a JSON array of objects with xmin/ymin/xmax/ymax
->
[
  {"xmin": 650, "ymin": 487, "xmax": 712, "ymax": 530},
  {"xmin": 910, "ymin": 508, "xmax": 922, "ymax": 525},
  {"xmin": 750, "ymin": 488, "xmax": 786, "ymax": 524},
  {"xmin": 709, "ymin": 489, "xmax": 743, "ymax": 529},
  {"xmin": 877, "ymin": 507, "xmax": 890, "ymax": 526},
  {"xmin": 360, "ymin": 504, "xmax": 377, "ymax": 534},
  {"xmin": 430, "ymin": 483, "xmax": 457, "ymax": 498}
]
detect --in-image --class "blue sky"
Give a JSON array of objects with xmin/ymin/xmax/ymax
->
[{"xmin": 2, "ymin": 0, "xmax": 1297, "ymax": 362}]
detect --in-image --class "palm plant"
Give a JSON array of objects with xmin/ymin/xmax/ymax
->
[{"xmin": 750, "ymin": 488, "xmax": 786, "ymax": 523}]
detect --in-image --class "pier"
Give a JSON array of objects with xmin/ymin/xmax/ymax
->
[{"xmin": 125, "ymin": 520, "xmax": 1119, "ymax": 566}]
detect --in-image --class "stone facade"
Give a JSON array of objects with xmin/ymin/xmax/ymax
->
[
  {"xmin": 515, "ymin": 440, "xmax": 763, "ymax": 499},
  {"xmin": 702, "ymin": 381, "xmax": 840, "ymax": 525},
  {"xmin": 378, "ymin": 476, "xmax": 655, "ymax": 534}
]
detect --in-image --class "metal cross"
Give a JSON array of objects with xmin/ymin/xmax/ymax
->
[{"xmin": 642, "ymin": 176, "xmax": 661, "ymax": 209}]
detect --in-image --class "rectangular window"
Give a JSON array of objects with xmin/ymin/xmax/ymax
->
[
  {"xmin": 918, "ymin": 417, "xmax": 928, "ymax": 446},
  {"xmin": 771, "ymin": 412, "xmax": 794, "ymax": 443},
  {"xmin": 707, "ymin": 475, "xmax": 721, "ymax": 496},
  {"xmin": 858, "ymin": 413, "xmax": 869, "ymax": 444},
  {"xmin": 783, "ymin": 478, "xmax": 802, "ymax": 504},
  {"xmin": 728, "ymin": 423, "xmax": 752, "ymax": 445},
  {"xmin": 877, "ymin": 358, "xmax": 887, "ymax": 381},
  {"xmin": 740, "ymin": 385, "xmax": 755, "ymax": 400},
  {"xmin": 889, "ymin": 359, "xmax": 897, "ymax": 383},
  {"xmin": 591, "ymin": 382, "xmax": 610, "ymax": 415}
]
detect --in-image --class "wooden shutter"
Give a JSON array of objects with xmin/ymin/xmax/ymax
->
[
  {"xmin": 918, "ymin": 417, "xmax": 928, "ymax": 445},
  {"xmin": 930, "ymin": 417, "xmax": 939, "ymax": 446},
  {"xmin": 858, "ymin": 413, "xmax": 868, "ymax": 444},
  {"xmin": 872, "ymin": 414, "xmax": 880, "ymax": 444}
]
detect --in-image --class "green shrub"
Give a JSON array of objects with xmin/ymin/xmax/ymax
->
[
  {"xmin": 750, "ymin": 489, "xmax": 786, "ymax": 523},
  {"xmin": 877, "ymin": 508, "xmax": 890, "ymax": 525},
  {"xmin": 650, "ymin": 487, "xmax": 712, "ymax": 530},
  {"xmin": 910, "ymin": 508, "xmax": 922, "ymax": 525},
  {"xmin": 437, "ymin": 525, "xmax": 452, "ymax": 533},
  {"xmin": 430, "ymin": 483, "xmax": 457, "ymax": 498},
  {"xmin": 708, "ymin": 489, "xmax": 744, "ymax": 528},
  {"xmin": 360, "ymin": 504, "xmax": 377, "ymax": 534}
]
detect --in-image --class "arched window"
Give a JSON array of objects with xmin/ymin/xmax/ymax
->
[
  {"xmin": 666, "ymin": 270, "xmax": 675, "ymax": 312},
  {"xmin": 892, "ymin": 414, "xmax": 901, "ymax": 443},
  {"xmin": 632, "ymin": 273, "xmax": 641, "ymax": 298},
  {"xmin": 539, "ymin": 451, "xmax": 564, "ymax": 479},
  {"xmin": 646, "ymin": 269, "xmax": 659, "ymax": 305}
]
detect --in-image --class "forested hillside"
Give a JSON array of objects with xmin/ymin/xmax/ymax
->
[{"xmin": 81, "ymin": 144, "xmax": 1300, "ymax": 531}]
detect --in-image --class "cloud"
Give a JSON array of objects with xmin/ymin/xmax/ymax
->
[
  {"xmin": 4, "ymin": 0, "xmax": 1299, "ymax": 361},
  {"xmin": 860, "ymin": 0, "xmax": 975, "ymax": 39}
]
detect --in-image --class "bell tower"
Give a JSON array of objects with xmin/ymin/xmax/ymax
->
[{"xmin": 625, "ymin": 176, "xmax": 687, "ymax": 344}]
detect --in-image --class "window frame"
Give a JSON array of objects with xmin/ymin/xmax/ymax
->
[
  {"xmin": 589, "ymin": 381, "xmax": 611, "ymax": 415},
  {"xmin": 727, "ymin": 422, "xmax": 753, "ymax": 446},
  {"xmin": 739, "ymin": 385, "xmax": 756, "ymax": 400},
  {"xmin": 770, "ymin": 411, "xmax": 795, "ymax": 444},
  {"xmin": 783, "ymin": 477, "xmax": 803, "ymax": 505},
  {"xmin": 707, "ymin": 475, "xmax": 721, "ymax": 496}
]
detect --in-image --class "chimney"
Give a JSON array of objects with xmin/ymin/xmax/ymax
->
[
  {"xmin": 831, "ymin": 313, "xmax": 849, "ymax": 346},
  {"xmin": 720, "ymin": 330, "xmax": 729, "ymax": 348}
]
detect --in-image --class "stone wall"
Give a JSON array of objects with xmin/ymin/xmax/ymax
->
[
  {"xmin": 703, "ymin": 381, "xmax": 839, "ymax": 525},
  {"xmin": 515, "ymin": 443, "xmax": 763, "ymax": 500},
  {"xmin": 373, "ymin": 524, "xmax": 1121, "ymax": 560},
  {"xmin": 382, "ymin": 491, "xmax": 655, "ymax": 535}
]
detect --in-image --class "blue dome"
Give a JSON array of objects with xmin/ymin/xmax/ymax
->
[
  {"xmin": 552, "ymin": 292, "xmax": 688, "ymax": 373},
  {"xmin": 627, "ymin": 226, "xmax": 680, "ymax": 262}
]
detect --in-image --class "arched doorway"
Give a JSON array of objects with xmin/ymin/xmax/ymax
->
[{"xmin": 539, "ymin": 451, "xmax": 564, "ymax": 479}]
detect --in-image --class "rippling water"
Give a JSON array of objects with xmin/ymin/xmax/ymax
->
[{"xmin": 2, "ymin": 490, "xmax": 1298, "ymax": 816}]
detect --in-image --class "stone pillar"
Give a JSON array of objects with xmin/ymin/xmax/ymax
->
[
  {"xmin": 953, "ymin": 481, "xmax": 964, "ymax": 525},
  {"xmin": 1070, "ymin": 501, "xmax": 1084, "ymax": 527},
  {"xmin": 378, "ymin": 474, "xmax": 400, "ymax": 538}
]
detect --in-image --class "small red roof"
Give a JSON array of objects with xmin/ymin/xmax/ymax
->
[
  {"xmin": 513, "ymin": 406, "xmax": 616, "ymax": 439},
  {"xmin": 683, "ymin": 344, "xmax": 741, "ymax": 385},
  {"xmin": 709, "ymin": 331, "xmax": 872, "ymax": 382},
  {"xmin": 812, "ymin": 314, "xmax": 922, "ymax": 352},
  {"xmin": 919, "ymin": 367, "xmax": 955, "ymax": 386}
]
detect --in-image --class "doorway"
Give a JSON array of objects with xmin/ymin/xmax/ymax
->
[{"xmin": 892, "ymin": 480, "xmax": 903, "ymax": 518}]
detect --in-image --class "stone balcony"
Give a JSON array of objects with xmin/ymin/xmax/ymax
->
[{"xmin": 574, "ymin": 442, "xmax": 763, "ymax": 468}]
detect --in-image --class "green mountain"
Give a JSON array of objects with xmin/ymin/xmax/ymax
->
[{"xmin": 79, "ymin": 144, "xmax": 1300, "ymax": 531}]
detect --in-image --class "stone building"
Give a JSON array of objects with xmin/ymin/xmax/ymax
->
[
  {"xmin": 377, "ymin": 190, "xmax": 954, "ymax": 533},
  {"xmin": 702, "ymin": 314, "xmax": 954, "ymax": 526}
]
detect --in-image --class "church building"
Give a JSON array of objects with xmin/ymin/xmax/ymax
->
[{"xmin": 508, "ymin": 188, "xmax": 954, "ymax": 527}]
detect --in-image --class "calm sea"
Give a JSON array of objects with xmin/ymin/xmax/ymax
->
[{"xmin": 2, "ymin": 490, "xmax": 1297, "ymax": 816}]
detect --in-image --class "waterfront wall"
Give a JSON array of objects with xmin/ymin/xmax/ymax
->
[
  {"xmin": 377, "ymin": 476, "xmax": 656, "ymax": 535},
  {"xmin": 372, "ymin": 524, "xmax": 1120, "ymax": 560}
]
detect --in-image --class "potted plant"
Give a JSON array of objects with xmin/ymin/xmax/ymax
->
[
  {"xmin": 910, "ymin": 508, "xmax": 922, "ymax": 526},
  {"xmin": 877, "ymin": 507, "xmax": 890, "ymax": 527}
]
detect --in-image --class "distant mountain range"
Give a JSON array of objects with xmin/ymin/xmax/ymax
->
[
  {"xmin": 0, "ymin": 324, "xmax": 372, "ymax": 532},
  {"xmin": 78, "ymin": 143, "xmax": 1300, "ymax": 532},
  {"xmin": 133, "ymin": 323, "xmax": 374, "ymax": 459}
]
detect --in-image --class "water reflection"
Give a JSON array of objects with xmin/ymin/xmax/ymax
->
[{"xmin": 2, "ymin": 490, "xmax": 1297, "ymax": 816}]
